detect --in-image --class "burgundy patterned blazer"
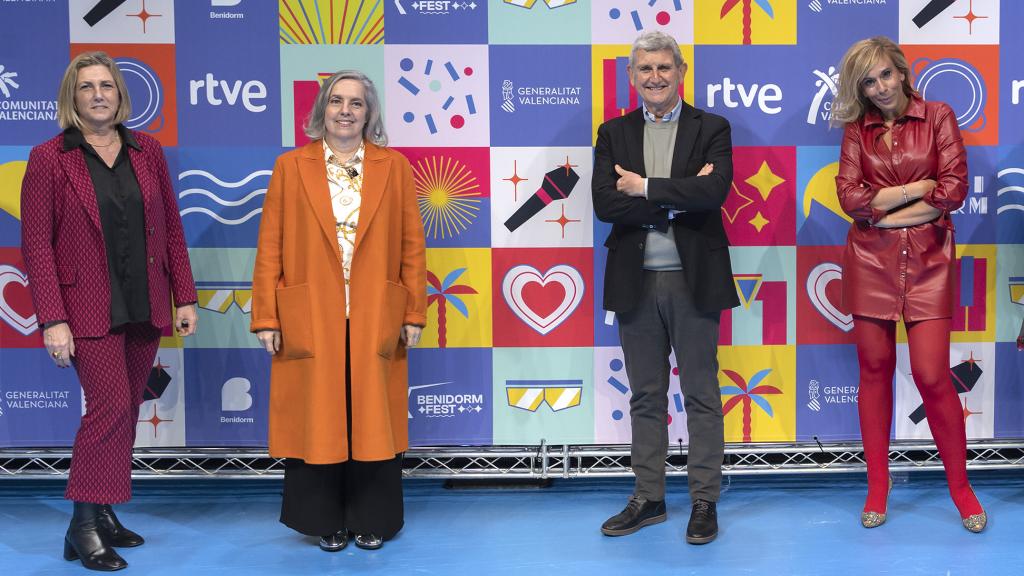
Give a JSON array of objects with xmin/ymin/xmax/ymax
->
[{"xmin": 20, "ymin": 129, "xmax": 196, "ymax": 338}]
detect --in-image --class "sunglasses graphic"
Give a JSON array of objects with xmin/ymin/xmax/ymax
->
[
  {"xmin": 197, "ymin": 284, "xmax": 252, "ymax": 314},
  {"xmin": 505, "ymin": 380, "xmax": 583, "ymax": 412}
]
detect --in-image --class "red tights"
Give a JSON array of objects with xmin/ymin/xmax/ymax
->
[{"xmin": 853, "ymin": 316, "xmax": 982, "ymax": 519}]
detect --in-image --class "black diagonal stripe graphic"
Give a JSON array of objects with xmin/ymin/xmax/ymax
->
[
  {"xmin": 84, "ymin": 0, "xmax": 130, "ymax": 27},
  {"xmin": 912, "ymin": 0, "xmax": 956, "ymax": 29}
]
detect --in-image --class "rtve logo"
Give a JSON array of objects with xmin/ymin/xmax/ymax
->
[
  {"xmin": 188, "ymin": 74, "xmax": 267, "ymax": 112},
  {"xmin": 1013, "ymin": 79, "xmax": 1024, "ymax": 105},
  {"xmin": 706, "ymin": 77, "xmax": 782, "ymax": 115}
]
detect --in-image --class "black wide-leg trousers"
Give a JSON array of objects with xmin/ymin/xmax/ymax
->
[{"xmin": 279, "ymin": 324, "xmax": 404, "ymax": 540}]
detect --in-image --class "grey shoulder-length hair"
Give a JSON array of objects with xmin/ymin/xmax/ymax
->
[{"xmin": 303, "ymin": 70, "xmax": 387, "ymax": 146}]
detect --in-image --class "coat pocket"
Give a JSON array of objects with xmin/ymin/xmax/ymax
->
[
  {"xmin": 276, "ymin": 283, "xmax": 315, "ymax": 360},
  {"xmin": 377, "ymin": 281, "xmax": 409, "ymax": 359}
]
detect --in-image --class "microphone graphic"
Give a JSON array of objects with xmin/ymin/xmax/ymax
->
[{"xmin": 504, "ymin": 166, "xmax": 580, "ymax": 232}]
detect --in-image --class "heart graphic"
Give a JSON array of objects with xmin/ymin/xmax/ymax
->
[
  {"xmin": 0, "ymin": 264, "xmax": 38, "ymax": 336},
  {"xmin": 502, "ymin": 264, "xmax": 584, "ymax": 335},
  {"xmin": 806, "ymin": 262, "xmax": 852, "ymax": 333}
]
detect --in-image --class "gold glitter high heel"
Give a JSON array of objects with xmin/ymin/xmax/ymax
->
[
  {"xmin": 962, "ymin": 511, "xmax": 987, "ymax": 533},
  {"xmin": 861, "ymin": 476, "xmax": 893, "ymax": 529}
]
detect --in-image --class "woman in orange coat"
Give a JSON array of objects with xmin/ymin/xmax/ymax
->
[
  {"xmin": 251, "ymin": 70, "xmax": 426, "ymax": 552},
  {"xmin": 833, "ymin": 37, "xmax": 984, "ymax": 533}
]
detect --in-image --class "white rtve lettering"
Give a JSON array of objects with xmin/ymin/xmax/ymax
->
[
  {"xmin": 1012, "ymin": 79, "xmax": 1024, "ymax": 105},
  {"xmin": 189, "ymin": 73, "xmax": 267, "ymax": 112},
  {"xmin": 706, "ymin": 77, "xmax": 783, "ymax": 115}
]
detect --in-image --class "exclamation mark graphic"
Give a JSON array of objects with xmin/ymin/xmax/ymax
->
[{"xmin": 608, "ymin": 358, "xmax": 629, "ymax": 421}]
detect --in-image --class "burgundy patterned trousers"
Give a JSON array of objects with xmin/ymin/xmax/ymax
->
[{"xmin": 65, "ymin": 323, "xmax": 161, "ymax": 504}]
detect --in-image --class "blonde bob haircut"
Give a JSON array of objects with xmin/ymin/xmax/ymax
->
[
  {"xmin": 831, "ymin": 36, "xmax": 917, "ymax": 126},
  {"xmin": 57, "ymin": 51, "xmax": 132, "ymax": 131}
]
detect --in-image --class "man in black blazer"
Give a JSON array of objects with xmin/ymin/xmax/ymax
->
[{"xmin": 593, "ymin": 31, "xmax": 739, "ymax": 545}]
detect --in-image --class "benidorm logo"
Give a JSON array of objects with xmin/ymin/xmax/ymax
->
[{"xmin": 408, "ymin": 380, "xmax": 485, "ymax": 419}]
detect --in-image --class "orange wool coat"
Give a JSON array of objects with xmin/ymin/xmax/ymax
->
[{"xmin": 251, "ymin": 140, "xmax": 426, "ymax": 464}]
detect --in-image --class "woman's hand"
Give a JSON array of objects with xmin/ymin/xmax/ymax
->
[
  {"xmin": 400, "ymin": 325, "xmax": 422, "ymax": 348},
  {"xmin": 44, "ymin": 323, "xmax": 74, "ymax": 368},
  {"xmin": 175, "ymin": 304, "xmax": 198, "ymax": 336},
  {"xmin": 257, "ymin": 330, "xmax": 281, "ymax": 355}
]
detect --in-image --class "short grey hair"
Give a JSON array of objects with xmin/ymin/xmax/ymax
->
[
  {"xmin": 629, "ymin": 31, "xmax": 686, "ymax": 69},
  {"xmin": 303, "ymin": 70, "xmax": 387, "ymax": 146}
]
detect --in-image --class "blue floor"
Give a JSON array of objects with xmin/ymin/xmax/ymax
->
[{"xmin": 2, "ymin": 471, "xmax": 1022, "ymax": 575}]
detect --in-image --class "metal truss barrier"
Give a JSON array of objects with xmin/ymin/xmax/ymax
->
[{"xmin": 3, "ymin": 441, "xmax": 1024, "ymax": 480}]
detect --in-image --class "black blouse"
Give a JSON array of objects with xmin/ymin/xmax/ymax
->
[{"xmin": 63, "ymin": 126, "xmax": 150, "ymax": 328}]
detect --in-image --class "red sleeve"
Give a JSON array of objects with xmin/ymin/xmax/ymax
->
[
  {"xmin": 835, "ymin": 122, "xmax": 886, "ymax": 224},
  {"xmin": 150, "ymin": 138, "xmax": 197, "ymax": 306},
  {"xmin": 19, "ymin": 144, "xmax": 68, "ymax": 326},
  {"xmin": 921, "ymin": 102, "xmax": 968, "ymax": 212}
]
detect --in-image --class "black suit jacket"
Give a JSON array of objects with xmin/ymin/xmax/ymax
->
[{"xmin": 592, "ymin": 103, "xmax": 740, "ymax": 314}]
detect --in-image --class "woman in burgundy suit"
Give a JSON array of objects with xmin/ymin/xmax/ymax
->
[
  {"xmin": 20, "ymin": 52, "xmax": 198, "ymax": 570},
  {"xmin": 833, "ymin": 37, "xmax": 985, "ymax": 533}
]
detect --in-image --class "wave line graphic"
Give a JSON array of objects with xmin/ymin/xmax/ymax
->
[
  {"xmin": 178, "ymin": 170, "xmax": 272, "ymax": 188},
  {"xmin": 996, "ymin": 186, "xmax": 1024, "ymax": 196},
  {"xmin": 179, "ymin": 188, "xmax": 267, "ymax": 206},
  {"xmin": 179, "ymin": 207, "xmax": 264, "ymax": 225}
]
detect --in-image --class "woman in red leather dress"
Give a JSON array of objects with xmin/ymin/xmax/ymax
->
[{"xmin": 832, "ymin": 36, "xmax": 985, "ymax": 533}]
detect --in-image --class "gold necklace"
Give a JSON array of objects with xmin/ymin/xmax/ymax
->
[{"xmin": 85, "ymin": 133, "xmax": 120, "ymax": 148}]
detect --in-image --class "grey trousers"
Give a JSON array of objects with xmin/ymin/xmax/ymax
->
[{"xmin": 617, "ymin": 270, "xmax": 725, "ymax": 502}]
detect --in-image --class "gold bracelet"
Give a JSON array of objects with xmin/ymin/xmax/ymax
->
[{"xmin": 901, "ymin": 185, "xmax": 909, "ymax": 205}]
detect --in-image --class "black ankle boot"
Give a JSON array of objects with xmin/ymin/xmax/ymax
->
[
  {"xmin": 97, "ymin": 505, "xmax": 145, "ymax": 547},
  {"xmin": 64, "ymin": 502, "xmax": 128, "ymax": 571}
]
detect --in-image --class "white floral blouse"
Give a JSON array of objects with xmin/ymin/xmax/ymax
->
[{"xmin": 323, "ymin": 139, "xmax": 364, "ymax": 316}]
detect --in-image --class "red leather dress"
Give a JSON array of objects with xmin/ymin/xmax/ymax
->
[{"xmin": 835, "ymin": 95, "xmax": 968, "ymax": 322}]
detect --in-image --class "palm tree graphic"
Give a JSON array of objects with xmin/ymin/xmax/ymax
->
[
  {"xmin": 720, "ymin": 368, "xmax": 782, "ymax": 442},
  {"xmin": 720, "ymin": 0, "xmax": 774, "ymax": 45},
  {"xmin": 426, "ymin": 267, "xmax": 477, "ymax": 348}
]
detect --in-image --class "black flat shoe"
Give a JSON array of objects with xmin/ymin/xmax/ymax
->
[
  {"xmin": 64, "ymin": 502, "xmax": 128, "ymax": 571},
  {"xmin": 685, "ymin": 499, "xmax": 718, "ymax": 545},
  {"xmin": 319, "ymin": 530, "xmax": 349, "ymax": 552},
  {"xmin": 600, "ymin": 495, "xmax": 667, "ymax": 536},
  {"xmin": 354, "ymin": 533, "xmax": 383, "ymax": 550},
  {"xmin": 97, "ymin": 505, "xmax": 144, "ymax": 547}
]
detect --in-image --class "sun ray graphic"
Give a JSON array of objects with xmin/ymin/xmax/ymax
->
[
  {"xmin": 279, "ymin": 0, "xmax": 384, "ymax": 45},
  {"xmin": 414, "ymin": 155, "xmax": 482, "ymax": 240}
]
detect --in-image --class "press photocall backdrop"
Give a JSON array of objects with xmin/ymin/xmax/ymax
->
[{"xmin": 0, "ymin": 0, "xmax": 1022, "ymax": 450}]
